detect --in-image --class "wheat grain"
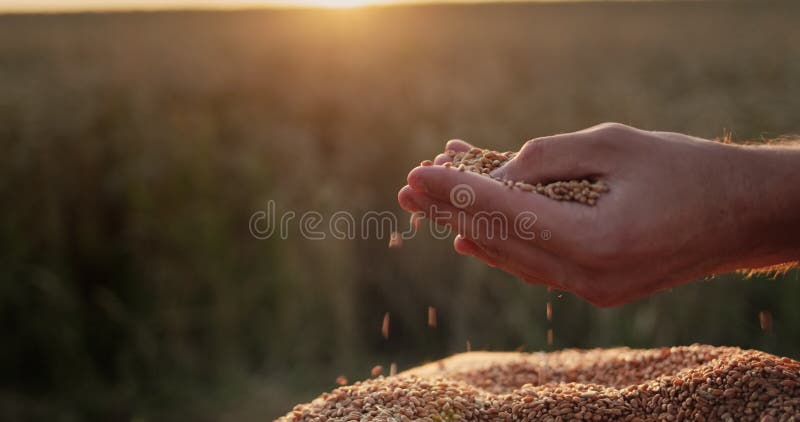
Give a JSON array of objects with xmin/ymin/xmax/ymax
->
[
  {"xmin": 388, "ymin": 231, "xmax": 403, "ymax": 248},
  {"xmin": 759, "ymin": 311, "xmax": 773, "ymax": 331},
  {"xmin": 443, "ymin": 148, "xmax": 610, "ymax": 206},
  {"xmin": 381, "ymin": 312, "xmax": 390, "ymax": 340},
  {"xmin": 279, "ymin": 345, "xmax": 800, "ymax": 421},
  {"xmin": 428, "ymin": 306, "xmax": 438, "ymax": 328}
]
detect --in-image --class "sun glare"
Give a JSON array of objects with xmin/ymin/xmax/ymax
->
[
  {"xmin": 283, "ymin": 0, "xmax": 396, "ymax": 8},
  {"xmin": 0, "ymin": 0, "xmax": 415, "ymax": 13}
]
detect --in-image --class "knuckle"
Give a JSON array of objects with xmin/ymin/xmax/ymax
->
[
  {"xmin": 520, "ymin": 138, "xmax": 539, "ymax": 154},
  {"xmin": 445, "ymin": 139, "xmax": 464, "ymax": 150},
  {"xmin": 593, "ymin": 123, "xmax": 636, "ymax": 144},
  {"xmin": 520, "ymin": 137, "xmax": 553, "ymax": 160},
  {"xmin": 594, "ymin": 122, "xmax": 631, "ymax": 133}
]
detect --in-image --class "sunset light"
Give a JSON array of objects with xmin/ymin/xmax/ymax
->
[
  {"xmin": 276, "ymin": 0, "xmax": 397, "ymax": 7},
  {"xmin": 0, "ymin": 0, "xmax": 413, "ymax": 13}
]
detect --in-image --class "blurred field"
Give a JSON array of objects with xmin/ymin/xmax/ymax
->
[{"xmin": 1, "ymin": 1, "xmax": 799, "ymax": 421}]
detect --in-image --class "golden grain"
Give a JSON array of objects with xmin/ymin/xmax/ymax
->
[
  {"xmin": 444, "ymin": 148, "xmax": 609, "ymax": 206},
  {"xmin": 280, "ymin": 345, "xmax": 800, "ymax": 421},
  {"xmin": 759, "ymin": 311, "xmax": 773, "ymax": 331},
  {"xmin": 381, "ymin": 312, "xmax": 390, "ymax": 340},
  {"xmin": 388, "ymin": 231, "xmax": 403, "ymax": 249}
]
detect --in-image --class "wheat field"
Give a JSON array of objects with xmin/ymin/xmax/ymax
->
[{"xmin": 1, "ymin": 1, "xmax": 799, "ymax": 420}]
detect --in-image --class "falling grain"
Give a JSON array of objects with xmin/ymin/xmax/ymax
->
[
  {"xmin": 546, "ymin": 301, "xmax": 552, "ymax": 322},
  {"xmin": 759, "ymin": 311, "xmax": 773, "ymax": 331},
  {"xmin": 546, "ymin": 328, "xmax": 553, "ymax": 346},
  {"xmin": 335, "ymin": 375, "xmax": 348, "ymax": 386},
  {"xmin": 427, "ymin": 306, "xmax": 437, "ymax": 328},
  {"xmin": 388, "ymin": 231, "xmax": 403, "ymax": 248},
  {"xmin": 389, "ymin": 362, "xmax": 397, "ymax": 376},
  {"xmin": 381, "ymin": 312, "xmax": 390, "ymax": 340}
]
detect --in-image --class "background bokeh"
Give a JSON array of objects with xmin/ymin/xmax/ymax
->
[{"xmin": 1, "ymin": 1, "xmax": 799, "ymax": 420}]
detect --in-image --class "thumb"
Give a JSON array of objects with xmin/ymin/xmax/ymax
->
[
  {"xmin": 433, "ymin": 139, "xmax": 473, "ymax": 165},
  {"xmin": 491, "ymin": 132, "xmax": 609, "ymax": 184}
]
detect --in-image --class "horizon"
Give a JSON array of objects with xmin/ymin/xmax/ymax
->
[{"xmin": 0, "ymin": 0, "xmax": 637, "ymax": 14}]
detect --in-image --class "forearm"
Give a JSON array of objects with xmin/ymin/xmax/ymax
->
[{"xmin": 727, "ymin": 142, "xmax": 800, "ymax": 271}]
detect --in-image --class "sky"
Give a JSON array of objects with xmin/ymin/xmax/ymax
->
[{"xmin": 0, "ymin": 0, "xmax": 502, "ymax": 13}]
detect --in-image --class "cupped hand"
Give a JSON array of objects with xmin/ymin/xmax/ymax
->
[{"xmin": 398, "ymin": 123, "xmax": 798, "ymax": 307}]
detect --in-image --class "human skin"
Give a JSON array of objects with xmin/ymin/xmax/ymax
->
[{"xmin": 397, "ymin": 123, "xmax": 800, "ymax": 307}]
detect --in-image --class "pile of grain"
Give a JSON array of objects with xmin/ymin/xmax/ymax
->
[
  {"xmin": 426, "ymin": 148, "xmax": 609, "ymax": 206},
  {"xmin": 278, "ymin": 345, "xmax": 800, "ymax": 421}
]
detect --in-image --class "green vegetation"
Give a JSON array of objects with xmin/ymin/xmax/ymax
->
[{"xmin": 0, "ymin": 1, "xmax": 799, "ymax": 420}]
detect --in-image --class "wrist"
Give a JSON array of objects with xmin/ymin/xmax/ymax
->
[{"xmin": 726, "ymin": 143, "xmax": 800, "ymax": 269}]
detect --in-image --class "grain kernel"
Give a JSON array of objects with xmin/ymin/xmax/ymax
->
[
  {"xmin": 428, "ymin": 306, "xmax": 437, "ymax": 328},
  {"xmin": 436, "ymin": 146, "xmax": 609, "ymax": 205},
  {"xmin": 381, "ymin": 312, "xmax": 390, "ymax": 339}
]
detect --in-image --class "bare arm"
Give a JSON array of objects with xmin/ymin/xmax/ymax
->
[
  {"xmin": 732, "ymin": 143, "xmax": 800, "ymax": 272},
  {"xmin": 398, "ymin": 123, "xmax": 800, "ymax": 307}
]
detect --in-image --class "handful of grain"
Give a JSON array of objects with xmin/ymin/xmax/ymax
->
[
  {"xmin": 430, "ymin": 147, "xmax": 609, "ymax": 206},
  {"xmin": 279, "ymin": 345, "xmax": 800, "ymax": 421}
]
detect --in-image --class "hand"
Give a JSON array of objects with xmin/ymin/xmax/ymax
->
[{"xmin": 398, "ymin": 123, "xmax": 800, "ymax": 307}]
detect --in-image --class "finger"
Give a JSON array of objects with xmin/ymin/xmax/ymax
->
[
  {"xmin": 402, "ymin": 185, "xmax": 571, "ymax": 290},
  {"xmin": 453, "ymin": 235, "xmax": 490, "ymax": 261},
  {"xmin": 434, "ymin": 139, "xmax": 473, "ymax": 165},
  {"xmin": 433, "ymin": 153, "xmax": 451, "ymax": 165},
  {"xmin": 406, "ymin": 165, "xmax": 575, "ymax": 230},
  {"xmin": 401, "ymin": 186, "xmax": 568, "ymax": 287},
  {"xmin": 491, "ymin": 132, "xmax": 611, "ymax": 184},
  {"xmin": 458, "ymin": 236, "xmax": 569, "ymax": 290},
  {"xmin": 400, "ymin": 185, "xmax": 522, "ymax": 242},
  {"xmin": 453, "ymin": 236, "xmax": 557, "ymax": 288},
  {"xmin": 445, "ymin": 139, "xmax": 473, "ymax": 152}
]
